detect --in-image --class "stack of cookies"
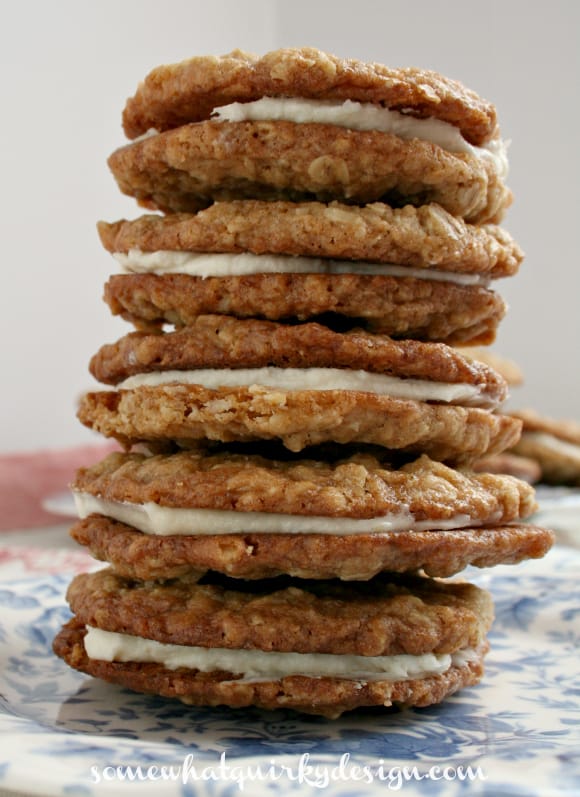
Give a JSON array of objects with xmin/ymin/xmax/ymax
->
[{"xmin": 54, "ymin": 48, "xmax": 553, "ymax": 718}]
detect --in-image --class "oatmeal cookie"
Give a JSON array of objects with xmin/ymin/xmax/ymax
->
[
  {"xmin": 473, "ymin": 453, "xmax": 541, "ymax": 484},
  {"xmin": 103, "ymin": 273, "xmax": 506, "ymax": 345},
  {"xmin": 70, "ymin": 515, "xmax": 554, "ymax": 582},
  {"xmin": 89, "ymin": 315, "xmax": 508, "ymax": 410},
  {"xmin": 108, "ymin": 121, "xmax": 510, "ymax": 223},
  {"xmin": 77, "ymin": 386, "xmax": 522, "ymax": 461},
  {"xmin": 510, "ymin": 409, "xmax": 580, "ymax": 445},
  {"xmin": 62, "ymin": 568, "xmax": 493, "ymax": 655},
  {"xmin": 98, "ymin": 201, "xmax": 522, "ymax": 277},
  {"xmin": 72, "ymin": 450, "xmax": 536, "ymax": 522},
  {"xmin": 509, "ymin": 409, "xmax": 580, "ymax": 485},
  {"xmin": 456, "ymin": 347, "xmax": 524, "ymax": 387},
  {"xmin": 122, "ymin": 48, "xmax": 498, "ymax": 145}
]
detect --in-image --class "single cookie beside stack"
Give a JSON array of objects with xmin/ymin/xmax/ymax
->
[{"xmin": 54, "ymin": 48, "xmax": 553, "ymax": 718}]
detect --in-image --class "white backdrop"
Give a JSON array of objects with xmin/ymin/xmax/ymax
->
[{"xmin": 1, "ymin": 0, "xmax": 578, "ymax": 452}]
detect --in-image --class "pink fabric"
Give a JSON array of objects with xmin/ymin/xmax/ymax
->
[
  {"xmin": 0, "ymin": 545, "xmax": 96, "ymax": 576},
  {"xmin": 0, "ymin": 443, "xmax": 117, "ymax": 531}
]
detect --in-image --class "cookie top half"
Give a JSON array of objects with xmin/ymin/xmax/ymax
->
[
  {"xmin": 65, "ymin": 567, "xmax": 492, "ymax": 657},
  {"xmin": 72, "ymin": 449, "xmax": 536, "ymax": 524},
  {"xmin": 511, "ymin": 409, "xmax": 580, "ymax": 446},
  {"xmin": 122, "ymin": 48, "xmax": 498, "ymax": 146}
]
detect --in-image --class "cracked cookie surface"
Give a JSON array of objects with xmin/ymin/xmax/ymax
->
[
  {"xmin": 62, "ymin": 568, "xmax": 493, "ymax": 656},
  {"xmin": 77, "ymin": 387, "xmax": 522, "ymax": 461},
  {"xmin": 72, "ymin": 450, "xmax": 536, "ymax": 521}
]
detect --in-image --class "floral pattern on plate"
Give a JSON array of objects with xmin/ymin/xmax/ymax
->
[{"xmin": 0, "ymin": 546, "xmax": 578, "ymax": 796}]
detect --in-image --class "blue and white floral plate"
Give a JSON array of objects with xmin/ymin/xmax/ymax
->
[{"xmin": 0, "ymin": 546, "xmax": 579, "ymax": 797}]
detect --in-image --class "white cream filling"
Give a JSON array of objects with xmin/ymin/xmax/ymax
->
[
  {"xmin": 212, "ymin": 97, "xmax": 509, "ymax": 177},
  {"xmin": 131, "ymin": 127, "xmax": 160, "ymax": 144},
  {"xmin": 84, "ymin": 625, "xmax": 478, "ymax": 682},
  {"xmin": 73, "ymin": 492, "xmax": 475, "ymax": 536},
  {"xmin": 114, "ymin": 250, "xmax": 491, "ymax": 287},
  {"xmin": 524, "ymin": 432, "xmax": 580, "ymax": 462},
  {"xmin": 115, "ymin": 367, "xmax": 488, "ymax": 407}
]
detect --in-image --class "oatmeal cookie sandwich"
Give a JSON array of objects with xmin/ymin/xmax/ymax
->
[
  {"xmin": 509, "ymin": 409, "xmax": 580, "ymax": 486},
  {"xmin": 99, "ymin": 199, "xmax": 521, "ymax": 345},
  {"xmin": 78, "ymin": 315, "xmax": 522, "ymax": 461},
  {"xmin": 109, "ymin": 48, "xmax": 511, "ymax": 223},
  {"xmin": 69, "ymin": 447, "xmax": 552, "ymax": 582},
  {"xmin": 54, "ymin": 568, "xmax": 494, "ymax": 718}
]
